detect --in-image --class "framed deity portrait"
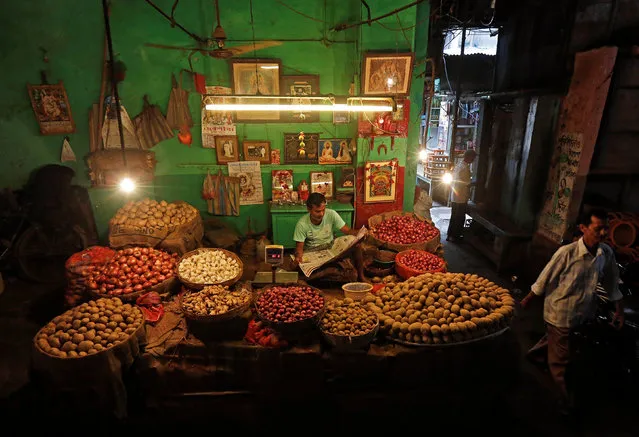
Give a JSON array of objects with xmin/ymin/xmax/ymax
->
[
  {"xmin": 310, "ymin": 171, "xmax": 334, "ymax": 199},
  {"xmin": 362, "ymin": 52, "xmax": 414, "ymax": 96},
  {"xmin": 364, "ymin": 160, "xmax": 398, "ymax": 203},
  {"xmin": 27, "ymin": 81, "xmax": 75, "ymax": 135},
  {"xmin": 243, "ymin": 140, "xmax": 271, "ymax": 164},
  {"xmin": 215, "ymin": 135, "xmax": 240, "ymax": 163},
  {"xmin": 318, "ymin": 138, "xmax": 353, "ymax": 165},
  {"xmin": 230, "ymin": 59, "xmax": 281, "ymax": 121},
  {"xmin": 280, "ymin": 75, "xmax": 320, "ymax": 123},
  {"xmin": 283, "ymin": 132, "xmax": 319, "ymax": 164}
]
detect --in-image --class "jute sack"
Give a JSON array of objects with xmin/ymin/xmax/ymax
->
[
  {"xmin": 367, "ymin": 210, "xmax": 441, "ymax": 254},
  {"xmin": 109, "ymin": 201, "xmax": 203, "ymax": 255}
]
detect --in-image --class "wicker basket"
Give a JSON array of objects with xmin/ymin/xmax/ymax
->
[
  {"xmin": 254, "ymin": 283, "xmax": 325, "ymax": 338},
  {"xmin": 367, "ymin": 210, "xmax": 441, "ymax": 253},
  {"xmin": 394, "ymin": 250, "xmax": 446, "ymax": 280},
  {"xmin": 177, "ymin": 248, "xmax": 243, "ymax": 290},
  {"xmin": 321, "ymin": 318, "xmax": 379, "ymax": 350},
  {"xmin": 89, "ymin": 275, "xmax": 179, "ymax": 302},
  {"xmin": 179, "ymin": 288, "xmax": 253, "ymax": 323}
]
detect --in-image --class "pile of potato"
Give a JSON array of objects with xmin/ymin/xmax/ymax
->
[
  {"xmin": 182, "ymin": 285, "xmax": 251, "ymax": 316},
  {"xmin": 35, "ymin": 297, "xmax": 144, "ymax": 358},
  {"xmin": 178, "ymin": 250, "xmax": 240, "ymax": 284},
  {"xmin": 320, "ymin": 298, "xmax": 378, "ymax": 337},
  {"xmin": 363, "ymin": 272, "xmax": 514, "ymax": 345},
  {"xmin": 111, "ymin": 199, "xmax": 198, "ymax": 231}
]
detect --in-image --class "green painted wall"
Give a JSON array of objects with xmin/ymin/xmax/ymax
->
[{"xmin": 0, "ymin": 0, "xmax": 428, "ymax": 241}]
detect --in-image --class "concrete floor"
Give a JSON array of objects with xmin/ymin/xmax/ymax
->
[{"xmin": 0, "ymin": 209, "xmax": 637, "ymax": 434}]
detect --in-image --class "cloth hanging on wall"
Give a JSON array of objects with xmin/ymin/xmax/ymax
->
[
  {"xmin": 60, "ymin": 137, "xmax": 76, "ymax": 162},
  {"xmin": 101, "ymin": 96, "xmax": 141, "ymax": 150},
  {"xmin": 166, "ymin": 73, "xmax": 193, "ymax": 130},
  {"xmin": 133, "ymin": 95, "xmax": 174, "ymax": 150}
]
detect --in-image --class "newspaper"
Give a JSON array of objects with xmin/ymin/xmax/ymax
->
[{"xmin": 294, "ymin": 227, "xmax": 367, "ymax": 277}]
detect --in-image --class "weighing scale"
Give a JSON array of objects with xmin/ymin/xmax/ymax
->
[{"xmin": 252, "ymin": 244, "xmax": 299, "ymax": 284}]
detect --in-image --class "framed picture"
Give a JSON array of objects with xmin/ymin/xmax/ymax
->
[
  {"xmin": 215, "ymin": 135, "xmax": 240, "ymax": 163},
  {"xmin": 27, "ymin": 81, "xmax": 75, "ymax": 135},
  {"xmin": 318, "ymin": 138, "xmax": 353, "ymax": 165},
  {"xmin": 284, "ymin": 132, "xmax": 319, "ymax": 164},
  {"xmin": 271, "ymin": 169, "xmax": 294, "ymax": 201},
  {"xmin": 364, "ymin": 160, "xmax": 398, "ymax": 203},
  {"xmin": 243, "ymin": 140, "xmax": 271, "ymax": 164},
  {"xmin": 280, "ymin": 75, "xmax": 320, "ymax": 123},
  {"xmin": 333, "ymin": 111, "xmax": 350, "ymax": 125},
  {"xmin": 230, "ymin": 59, "xmax": 281, "ymax": 121},
  {"xmin": 270, "ymin": 149, "xmax": 281, "ymax": 164},
  {"xmin": 310, "ymin": 171, "xmax": 334, "ymax": 199},
  {"xmin": 362, "ymin": 52, "xmax": 414, "ymax": 96},
  {"xmin": 338, "ymin": 168, "xmax": 355, "ymax": 191}
]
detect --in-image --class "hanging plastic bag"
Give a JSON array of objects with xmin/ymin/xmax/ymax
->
[
  {"xmin": 202, "ymin": 170, "xmax": 215, "ymax": 214},
  {"xmin": 133, "ymin": 95, "xmax": 174, "ymax": 150},
  {"xmin": 60, "ymin": 137, "xmax": 76, "ymax": 162},
  {"xmin": 166, "ymin": 72, "xmax": 193, "ymax": 130}
]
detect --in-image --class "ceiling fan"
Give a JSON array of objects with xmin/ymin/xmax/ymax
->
[{"xmin": 144, "ymin": 0, "xmax": 281, "ymax": 59}]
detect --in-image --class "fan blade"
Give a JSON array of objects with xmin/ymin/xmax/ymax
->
[
  {"xmin": 145, "ymin": 43, "xmax": 204, "ymax": 52},
  {"xmin": 228, "ymin": 40, "xmax": 282, "ymax": 56}
]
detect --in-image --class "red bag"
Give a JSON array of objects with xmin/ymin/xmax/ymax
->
[
  {"xmin": 136, "ymin": 291, "xmax": 164, "ymax": 323},
  {"xmin": 64, "ymin": 246, "xmax": 116, "ymax": 307}
]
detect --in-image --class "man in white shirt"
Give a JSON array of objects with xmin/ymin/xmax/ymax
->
[
  {"xmin": 446, "ymin": 149, "xmax": 476, "ymax": 241},
  {"xmin": 521, "ymin": 209, "xmax": 624, "ymax": 411}
]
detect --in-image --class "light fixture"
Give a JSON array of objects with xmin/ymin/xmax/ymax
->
[
  {"xmin": 442, "ymin": 172, "xmax": 453, "ymax": 184},
  {"xmin": 260, "ymin": 65, "xmax": 279, "ymax": 70},
  {"xmin": 386, "ymin": 77, "xmax": 395, "ymax": 87},
  {"xmin": 119, "ymin": 177, "xmax": 136, "ymax": 193},
  {"xmin": 205, "ymin": 95, "xmax": 395, "ymax": 113},
  {"xmin": 418, "ymin": 149, "xmax": 429, "ymax": 161}
]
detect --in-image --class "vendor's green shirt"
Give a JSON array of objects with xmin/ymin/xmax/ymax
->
[{"xmin": 293, "ymin": 209, "xmax": 345, "ymax": 250}]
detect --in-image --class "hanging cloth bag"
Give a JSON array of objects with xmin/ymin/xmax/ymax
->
[
  {"xmin": 166, "ymin": 72, "xmax": 193, "ymax": 130},
  {"xmin": 133, "ymin": 95, "xmax": 174, "ymax": 150}
]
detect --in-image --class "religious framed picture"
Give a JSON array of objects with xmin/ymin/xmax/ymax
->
[
  {"xmin": 270, "ymin": 149, "xmax": 281, "ymax": 164},
  {"xmin": 310, "ymin": 171, "xmax": 334, "ymax": 200},
  {"xmin": 271, "ymin": 169, "xmax": 294, "ymax": 202},
  {"xmin": 318, "ymin": 138, "xmax": 354, "ymax": 165},
  {"xmin": 362, "ymin": 52, "xmax": 414, "ymax": 96},
  {"xmin": 243, "ymin": 140, "xmax": 271, "ymax": 164},
  {"xmin": 215, "ymin": 135, "xmax": 240, "ymax": 163},
  {"xmin": 280, "ymin": 75, "xmax": 320, "ymax": 123},
  {"xmin": 283, "ymin": 132, "xmax": 319, "ymax": 164},
  {"xmin": 364, "ymin": 159, "xmax": 398, "ymax": 203},
  {"xmin": 230, "ymin": 59, "xmax": 281, "ymax": 122},
  {"xmin": 27, "ymin": 81, "xmax": 75, "ymax": 135}
]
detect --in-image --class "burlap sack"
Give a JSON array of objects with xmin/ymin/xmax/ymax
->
[
  {"xmin": 367, "ymin": 210, "xmax": 441, "ymax": 254},
  {"xmin": 109, "ymin": 201, "xmax": 203, "ymax": 255}
]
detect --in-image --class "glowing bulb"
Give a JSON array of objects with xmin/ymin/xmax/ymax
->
[
  {"xmin": 119, "ymin": 177, "xmax": 136, "ymax": 193},
  {"xmin": 386, "ymin": 77, "xmax": 395, "ymax": 87},
  {"xmin": 442, "ymin": 172, "xmax": 453, "ymax": 184},
  {"xmin": 419, "ymin": 149, "xmax": 428, "ymax": 161}
]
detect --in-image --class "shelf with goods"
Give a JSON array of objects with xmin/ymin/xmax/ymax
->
[{"xmin": 424, "ymin": 150, "xmax": 451, "ymax": 180}]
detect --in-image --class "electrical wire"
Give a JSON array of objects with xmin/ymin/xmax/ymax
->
[
  {"xmin": 395, "ymin": 13, "xmax": 411, "ymax": 47},
  {"xmin": 274, "ymin": 0, "xmax": 327, "ymax": 23}
]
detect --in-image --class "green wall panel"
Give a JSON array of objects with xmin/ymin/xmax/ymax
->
[{"xmin": 0, "ymin": 0, "xmax": 428, "ymax": 240}]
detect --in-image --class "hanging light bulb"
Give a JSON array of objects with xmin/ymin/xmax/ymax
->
[
  {"xmin": 442, "ymin": 172, "xmax": 453, "ymax": 184},
  {"xmin": 119, "ymin": 177, "xmax": 136, "ymax": 193},
  {"xmin": 419, "ymin": 149, "xmax": 428, "ymax": 161},
  {"xmin": 386, "ymin": 77, "xmax": 395, "ymax": 87}
]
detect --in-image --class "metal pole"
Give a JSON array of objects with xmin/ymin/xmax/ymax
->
[{"xmin": 448, "ymin": 25, "xmax": 466, "ymax": 159}]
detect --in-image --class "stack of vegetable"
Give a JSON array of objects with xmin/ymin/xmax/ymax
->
[
  {"xmin": 320, "ymin": 298, "xmax": 378, "ymax": 337},
  {"xmin": 395, "ymin": 249, "xmax": 446, "ymax": 279},
  {"xmin": 371, "ymin": 215, "xmax": 439, "ymax": 245},
  {"xmin": 177, "ymin": 249, "xmax": 241, "ymax": 286},
  {"xmin": 364, "ymin": 272, "xmax": 514, "ymax": 345},
  {"xmin": 181, "ymin": 285, "xmax": 251, "ymax": 317},
  {"xmin": 86, "ymin": 247, "xmax": 178, "ymax": 297},
  {"xmin": 112, "ymin": 199, "xmax": 199, "ymax": 232},
  {"xmin": 34, "ymin": 297, "xmax": 144, "ymax": 358},
  {"xmin": 255, "ymin": 285, "xmax": 325, "ymax": 324}
]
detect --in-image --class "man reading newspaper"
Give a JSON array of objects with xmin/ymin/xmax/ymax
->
[{"xmin": 292, "ymin": 193, "xmax": 368, "ymax": 282}]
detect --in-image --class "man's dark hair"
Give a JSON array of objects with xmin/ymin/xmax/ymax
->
[
  {"xmin": 306, "ymin": 192, "xmax": 326, "ymax": 209},
  {"xmin": 578, "ymin": 208, "xmax": 608, "ymax": 226}
]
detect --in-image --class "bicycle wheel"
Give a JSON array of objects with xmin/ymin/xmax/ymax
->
[{"xmin": 15, "ymin": 225, "xmax": 88, "ymax": 284}]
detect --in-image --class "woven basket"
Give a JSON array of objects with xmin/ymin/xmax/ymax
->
[
  {"xmin": 321, "ymin": 318, "xmax": 379, "ymax": 350},
  {"xmin": 89, "ymin": 275, "xmax": 179, "ymax": 302},
  {"xmin": 254, "ymin": 283, "xmax": 325, "ymax": 338},
  {"xmin": 367, "ymin": 210, "xmax": 440, "ymax": 253},
  {"xmin": 177, "ymin": 248, "xmax": 243, "ymax": 290},
  {"xmin": 179, "ymin": 288, "xmax": 253, "ymax": 323},
  {"xmin": 394, "ymin": 250, "xmax": 446, "ymax": 280}
]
